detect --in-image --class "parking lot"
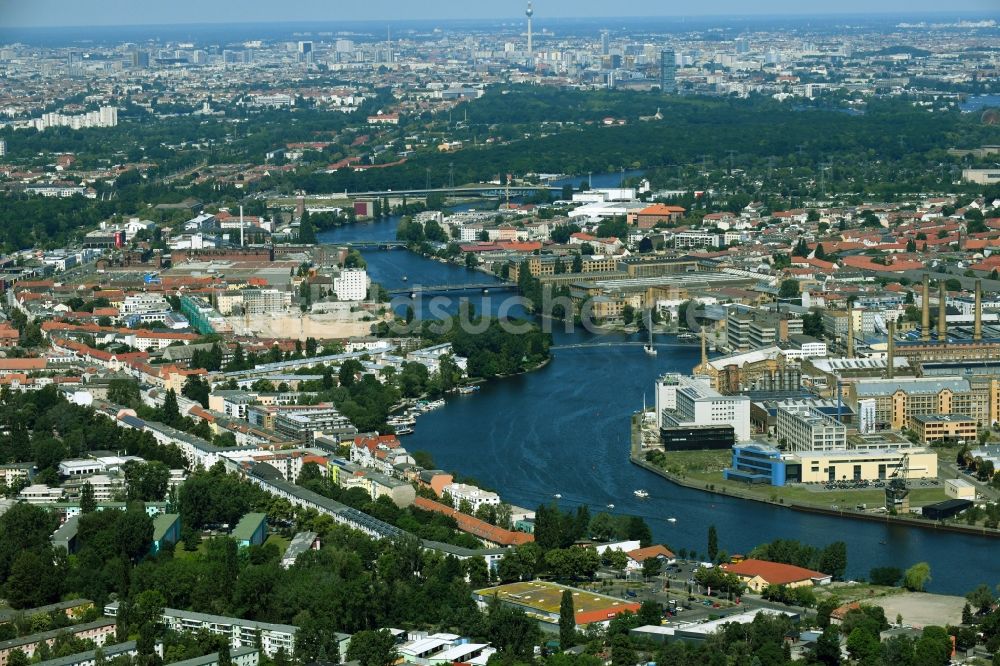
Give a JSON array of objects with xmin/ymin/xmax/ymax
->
[{"xmin": 796, "ymin": 478, "xmax": 941, "ymax": 493}]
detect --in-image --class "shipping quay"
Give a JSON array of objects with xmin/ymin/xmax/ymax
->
[{"xmin": 628, "ymin": 413, "xmax": 1000, "ymax": 539}]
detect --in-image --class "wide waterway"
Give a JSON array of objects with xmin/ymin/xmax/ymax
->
[{"xmin": 317, "ymin": 177, "xmax": 996, "ymax": 595}]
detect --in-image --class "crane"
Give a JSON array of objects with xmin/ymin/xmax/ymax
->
[{"xmin": 884, "ymin": 451, "xmax": 910, "ymax": 514}]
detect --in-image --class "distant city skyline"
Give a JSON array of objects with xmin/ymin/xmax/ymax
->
[{"xmin": 0, "ymin": 0, "xmax": 997, "ymax": 28}]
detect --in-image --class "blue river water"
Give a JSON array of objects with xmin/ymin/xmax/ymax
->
[{"xmin": 317, "ymin": 177, "xmax": 999, "ymax": 595}]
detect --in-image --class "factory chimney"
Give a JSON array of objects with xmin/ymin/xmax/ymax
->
[
  {"xmin": 921, "ymin": 274, "xmax": 931, "ymax": 342},
  {"xmin": 938, "ymin": 281, "xmax": 948, "ymax": 341},
  {"xmin": 887, "ymin": 320, "xmax": 896, "ymax": 379},
  {"xmin": 700, "ymin": 325, "xmax": 708, "ymax": 369},
  {"xmin": 846, "ymin": 311, "xmax": 855, "ymax": 359},
  {"xmin": 975, "ymin": 279, "xmax": 983, "ymax": 342}
]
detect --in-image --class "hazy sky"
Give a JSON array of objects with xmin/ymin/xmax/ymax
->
[{"xmin": 1, "ymin": 0, "xmax": 997, "ymax": 28}]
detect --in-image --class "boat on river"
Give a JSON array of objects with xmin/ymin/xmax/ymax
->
[{"xmin": 634, "ymin": 489, "xmax": 649, "ymax": 498}]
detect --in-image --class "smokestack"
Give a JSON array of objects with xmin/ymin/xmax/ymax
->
[
  {"xmin": 975, "ymin": 279, "xmax": 983, "ymax": 342},
  {"xmin": 887, "ymin": 320, "xmax": 896, "ymax": 379},
  {"xmin": 700, "ymin": 326, "xmax": 708, "ymax": 369},
  {"xmin": 938, "ymin": 281, "xmax": 948, "ymax": 341},
  {"xmin": 846, "ymin": 310, "xmax": 855, "ymax": 359},
  {"xmin": 921, "ymin": 274, "xmax": 931, "ymax": 342}
]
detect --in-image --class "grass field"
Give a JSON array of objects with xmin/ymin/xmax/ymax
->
[{"xmin": 656, "ymin": 449, "xmax": 949, "ymax": 509}]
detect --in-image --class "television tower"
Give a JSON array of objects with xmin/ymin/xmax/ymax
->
[{"xmin": 525, "ymin": 1, "xmax": 534, "ymax": 56}]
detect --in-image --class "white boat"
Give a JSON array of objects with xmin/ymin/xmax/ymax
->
[
  {"xmin": 457, "ymin": 385, "xmax": 481, "ymax": 395},
  {"xmin": 643, "ymin": 344, "xmax": 657, "ymax": 356},
  {"xmin": 634, "ymin": 489, "xmax": 649, "ymax": 498},
  {"xmin": 553, "ymin": 493, "xmax": 562, "ymax": 499},
  {"xmin": 607, "ymin": 503, "xmax": 615, "ymax": 509},
  {"xmin": 426, "ymin": 399, "xmax": 446, "ymax": 409},
  {"xmin": 395, "ymin": 427, "xmax": 414, "ymax": 435},
  {"xmin": 667, "ymin": 517, "xmax": 677, "ymax": 523},
  {"xmin": 402, "ymin": 276, "xmax": 409, "ymax": 281}
]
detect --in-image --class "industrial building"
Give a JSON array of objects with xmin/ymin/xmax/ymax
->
[
  {"xmin": 909, "ymin": 413, "xmax": 977, "ymax": 445},
  {"xmin": 724, "ymin": 443, "xmax": 937, "ymax": 486},
  {"xmin": 846, "ymin": 376, "xmax": 995, "ymax": 430}
]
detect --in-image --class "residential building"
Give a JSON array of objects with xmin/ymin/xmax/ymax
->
[
  {"xmin": 33, "ymin": 641, "xmax": 137, "ymax": 666},
  {"xmin": 151, "ymin": 513, "xmax": 181, "ymax": 554},
  {"xmin": 334, "ymin": 268, "xmax": 368, "ymax": 301},
  {"xmin": 443, "ymin": 483, "xmax": 501, "ymax": 512},
  {"xmin": 231, "ymin": 512, "xmax": 267, "ymax": 548},
  {"xmin": 104, "ymin": 602, "xmax": 295, "ymax": 658},
  {"xmin": 0, "ymin": 620, "xmax": 117, "ymax": 666}
]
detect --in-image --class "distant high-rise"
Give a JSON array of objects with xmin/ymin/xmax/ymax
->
[
  {"xmin": 735, "ymin": 37, "xmax": 750, "ymax": 55},
  {"xmin": 660, "ymin": 48, "xmax": 677, "ymax": 93},
  {"xmin": 525, "ymin": 1, "xmax": 534, "ymax": 56},
  {"xmin": 0, "ymin": 139, "xmax": 6, "ymax": 158},
  {"xmin": 600, "ymin": 30, "xmax": 609, "ymax": 56},
  {"xmin": 298, "ymin": 41, "xmax": 313, "ymax": 55},
  {"xmin": 131, "ymin": 49, "xmax": 149, "ymax": 69}
]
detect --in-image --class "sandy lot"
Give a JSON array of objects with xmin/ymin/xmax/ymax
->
[{"xmin": 870, "ymin": 592, "xmax": 966, "ymax": 628}]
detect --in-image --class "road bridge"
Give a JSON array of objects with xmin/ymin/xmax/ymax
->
[
  {"xmin": 549, "ymin": 341, "xmax": 701, "ymax": 351},
  {"xmin": 386, "ymin": 283, "xmax": 517, "ymax": 296},
  {"xmin": 345, "ymin": 185, "xmax": 562, "ymax": 198}
]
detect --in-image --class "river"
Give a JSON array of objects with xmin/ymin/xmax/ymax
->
[{"xmin": 317, "ymin": 175, "xmax": 997, "ymax": 595}]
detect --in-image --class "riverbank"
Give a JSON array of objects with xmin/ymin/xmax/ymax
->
[{"xmin": 629, "ymin": 415, "xmax": 1000, "ymax": 539}]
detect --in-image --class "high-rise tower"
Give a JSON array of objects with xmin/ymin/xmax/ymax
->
[{"xmin": 526, "ymin": 2, "xmax": 534, "ymax": 56}]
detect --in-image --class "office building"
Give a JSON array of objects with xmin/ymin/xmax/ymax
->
[
  {"xmin": 443, "ymin": 483, "xmax": 500, "ymax": 512},
  {"xmin": 909, "ymin": 414, "xmax": 977, "ymax": 445},
  {"xmin": 776, "ymin": 405, "xmax": 847, "ymax": 452},
  {"xmin": 660, "ymin": 49, "xmax": 677, "ymax": 93},
  {"xmin": 654, "ymin": 373, "xmax": 751, "ymax": 445},
  {"xmin": 847, "ymin": 377, "xmax": 995, "ymax": 430}
]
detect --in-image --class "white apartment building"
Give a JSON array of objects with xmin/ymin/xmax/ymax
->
[
  {"xmin": 654, "ymin": 373, "xmax": 751, "ymax": 441},
  {"xmin": 121, "ymin": 294, "xmax": 171, "ymax": 315},
  {"xmin": 443, "ymin": 483, "xmax": 501, "ymax": 512},
  {"xmin": 334, "ymin": 268, "xmax": 368, "ymax": 301},
  {"xmin": 104, "ymin": 602, "xmax": 296, "ymax": 658},
  {"xmin": 27, "ymin": 106, "xmax": 118, "ymax": 131},
  {"xmin": 776, "ymin": 405, "xmax": 847, "ymax": 452}
]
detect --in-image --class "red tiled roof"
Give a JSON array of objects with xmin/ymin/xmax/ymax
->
[
  {"xmin": 638, "ymin": 204, "xmax": 686, "ymax": 215},
  {"xmin": 721, "ymin": 558, "xmax": 828, "ymax": 585},
  {"xmin": 413, "ymin": 496, "xmax": 534, "ymax": 546},
  {"xmin": 627, "ymin": 544, "xmax": 675, "ymax": 562}
]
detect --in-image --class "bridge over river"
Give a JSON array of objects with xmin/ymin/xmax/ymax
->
[{"xmin": 386, "ymin": 283, "xmax": 518, "ymax": 296}]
